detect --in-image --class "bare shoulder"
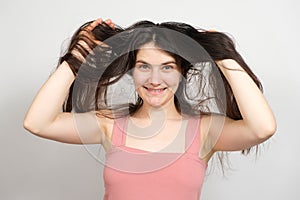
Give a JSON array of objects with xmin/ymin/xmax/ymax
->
[
  {"xmin": 198, "ymin": 115, "xmax": 212, "ymax": 162},
  {"xmin": 200, "ymin": 113, "xmax": 230, "ymax": 143},
  {"xmin": 94, "ymin": 110, "xmax": 115, "ymax": 140},
  {"xmin": 199, "ymin": 114, "xmax": 225, "ymax": 162},
  {"xmin": 199, "ymin": 114, "xmax": 212, "ymax": 140}
]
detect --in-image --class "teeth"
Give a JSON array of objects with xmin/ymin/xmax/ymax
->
[{"xmin": 149, "ymin": 89, "xmax": 164, "ymax": 92}]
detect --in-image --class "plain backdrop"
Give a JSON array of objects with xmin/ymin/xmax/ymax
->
[{"xmin": 1, "ymin": 0, "xmax": 299, "ymax": 199}]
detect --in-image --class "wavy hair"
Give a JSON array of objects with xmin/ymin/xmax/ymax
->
[{"xmin": 58, "ymin": 20, "xmax": 262, "ymax": 162}]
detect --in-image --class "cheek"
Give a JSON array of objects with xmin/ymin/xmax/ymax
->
[
  {"xmin": 133, "ymin": 70, "xmax": 148, "ymax": 88},
  {"xmin": 164, "ymin": 73, "xmax": 182, "ymax": 86}
]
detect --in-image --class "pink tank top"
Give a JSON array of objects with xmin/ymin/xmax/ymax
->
[{"xmin": 103, "ymin": 117, "xmax": 207, "ymax": 200}]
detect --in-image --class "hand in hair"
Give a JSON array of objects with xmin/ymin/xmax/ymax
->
[{"xmin": 59, "ymin": 18, "xmax": 115, "ymax": 76}]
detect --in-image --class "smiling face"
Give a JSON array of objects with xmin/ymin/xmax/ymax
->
[{"xmin": 133, "ymin": 42, "xmax": 182, "ymax": 109}]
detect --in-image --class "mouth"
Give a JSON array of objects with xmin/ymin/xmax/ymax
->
[{"xmin": 143, "ymin": 86, "xmax": 167, "ymax": 95}]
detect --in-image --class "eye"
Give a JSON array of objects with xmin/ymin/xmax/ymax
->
[
  {"xmin": 140, "ymin": 64, "xmax": 150, "ymax": 69},
  {"xmin": 135, "ymin": 64, "xmax": 150, "ymax": 71},
  {"xmin": 162, "ymin": 65, "xmax": 174, "ymax": 71}
]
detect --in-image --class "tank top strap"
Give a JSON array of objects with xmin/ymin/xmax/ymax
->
[
  {"xmin": 111, "ymin": 116, "xmax": 201, "ymax": 154},
  {"xmin": 185, "ymin": 117, "xmax": 201, "ymax": 154},
  {"xmin": 111, "ymin": 117, "xmax": 129, "ymax": 146}
]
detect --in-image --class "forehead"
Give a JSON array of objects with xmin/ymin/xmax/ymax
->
[{"xmin": 136, "ymin": 43, "xmax": 176, "ymax": 65}]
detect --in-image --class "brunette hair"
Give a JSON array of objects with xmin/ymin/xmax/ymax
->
[{"xmin": 58, "ymin": 20, "xmax": 262, "ymax": 158}]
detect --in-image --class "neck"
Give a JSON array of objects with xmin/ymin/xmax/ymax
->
[{"xmin": 134, "ymin": 99, "xmax": 182, "ymax": 120}]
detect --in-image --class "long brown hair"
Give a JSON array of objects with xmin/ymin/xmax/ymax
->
[{"xmin": 59, "ymin": 20, "xmax": 262, "ymax": 158}]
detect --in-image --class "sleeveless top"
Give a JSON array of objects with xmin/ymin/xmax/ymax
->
[{"xmin": 103, "ymin": 117, "xmax": 207, "ymax": 200}]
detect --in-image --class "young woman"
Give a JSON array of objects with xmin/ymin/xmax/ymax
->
[{"xmin": 24, "ymin": 18, "xmax": 276, "ymax": 200}]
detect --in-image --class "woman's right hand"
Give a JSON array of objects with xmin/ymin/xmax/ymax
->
[
  {"xmin": 60, "ymin": 18, "xmax": 115, "ymax": 76},
  {"xmin": 23, "ymin": 19, "xmax": 115, "ymax": 144}
]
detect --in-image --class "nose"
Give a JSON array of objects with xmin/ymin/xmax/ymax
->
[{"xmin": 149, "ymin": 69, "xmax": 162, "ymax": 86}]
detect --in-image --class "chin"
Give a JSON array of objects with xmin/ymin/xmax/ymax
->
[
  {"xmin": 146, "ymin": 101, "xmax": 164, "ymax": 108},
  {"xmin": 149, "ymin": 103, "xmax": 165, "ymax": 108},
  {"xmin": 146, "ymin": 97, "xmax": 173, "ymax": 108}
]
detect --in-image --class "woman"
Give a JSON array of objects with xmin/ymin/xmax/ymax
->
[{"xmin": 24, "ymin": 18, "xmax": 276, "ymax": 200}]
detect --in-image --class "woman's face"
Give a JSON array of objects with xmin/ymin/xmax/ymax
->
[{"xmin": 133, "ymin": 42, "xmax": 182, "ymax": 108}]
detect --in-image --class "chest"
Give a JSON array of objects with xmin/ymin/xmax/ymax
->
[
  {"xmin": 104, "ymin": 151, "xmax": 207, "ymax": 191},
  {"xmin": 123, "ymin": 119, "xmax": 188, "ymax": 153}
]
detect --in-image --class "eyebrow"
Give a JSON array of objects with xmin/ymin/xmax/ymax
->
[{"xmin": 135, "ymin": 60, "xmax": 177, "ymax": 65}]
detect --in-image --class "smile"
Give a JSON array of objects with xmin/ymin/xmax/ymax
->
[{"xmin": 143, "ymin": 86, "xmax": 167, "ymax": 95}]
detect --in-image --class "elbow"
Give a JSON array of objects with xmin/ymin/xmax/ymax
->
[
  {"xmin": 23, "ymin": 119, "xmax": 41, "ymax": 135},
  {"xmin": 256, "ymin": 120, "xmax": 277, "ymax": 140}
]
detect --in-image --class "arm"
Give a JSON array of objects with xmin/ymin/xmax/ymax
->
[
  {"xmin": 23, "ymin": 19, "xmax": 114, "ymax": 144},
  {"xmin": 209, "ymin": 59, "xmax": 276, "ymax": 152},
  {"xmin": 23, "ymin": 62, "xmax": 103, "ymax": 144}
]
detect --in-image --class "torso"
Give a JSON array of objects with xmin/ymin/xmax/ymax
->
[
  {"xmin": 98, "ymin": 114, "xmax": 215, "ymax": 164},
  {"xmin": 101, "ymin": 116, "xmax": 208, "ymax": 200}
]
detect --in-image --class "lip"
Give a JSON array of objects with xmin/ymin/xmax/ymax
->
[{"xmin": 143, "ymin": 86, "xmax": 167, "ymax": 95}]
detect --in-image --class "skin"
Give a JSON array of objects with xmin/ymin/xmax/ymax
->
[
  {"xmin": 132, "ymin": 42, "xmax": 182, "ymax": 118},
  {"xmin": 23, "ymin": 18, "xmax": 277, "ymax": 164},
  {"xmin": 125, "ymin": 43, "xmax": 186, "ymax": 152}
]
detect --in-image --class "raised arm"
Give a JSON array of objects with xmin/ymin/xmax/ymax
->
[
  {"xmin": 195, "ymin": 30, "xmax": 277, "ymax": 154},
  {"xmin": 207, "ymin": 59, "xmax": 277, "ymax": 152},
  {"xmin": 23, "ymin": 19, "xmax": 114, "ymax": 144}
]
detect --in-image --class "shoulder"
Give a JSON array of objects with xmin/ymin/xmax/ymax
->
[
  {"xmin": 94, "ymin": 110, "xmax": 115, "ymax": 140},
  {"xmin": 199, "ymin": 114, "xmax": 228, "ymax": 159},
  {"xmin": 196, "ymin": 114, "xmax": 215, "ymax": 162},
  {"xmin": 199, "ymin": 114, "xmax": 212, "ymax": 139},
  {"xmin": 200, "ymin": 113, "xmax": 231, "ymax": 142}
]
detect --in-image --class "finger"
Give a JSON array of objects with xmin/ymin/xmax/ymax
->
[
  {"xmin": 104, "ymin": 19, "xmax": 115, "ymax": 29},
  {"xmin": 104, "ymin": 19, "xmax": 112, "ymax": 23},
  {"xmin": 87, "ymin": 18, "xmax": 103, "ymax": 31},
  {"xmin": 104, "ymin": 19, "xmax": 113, "ymax": 25},
  {"xmin": 207, "ymin": 29, "xmax": 217, "ymax": 32}
]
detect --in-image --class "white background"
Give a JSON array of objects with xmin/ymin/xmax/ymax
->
[{"xmin": 1, "ymin": 0, "xmax": 299, "ymax": 199}]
